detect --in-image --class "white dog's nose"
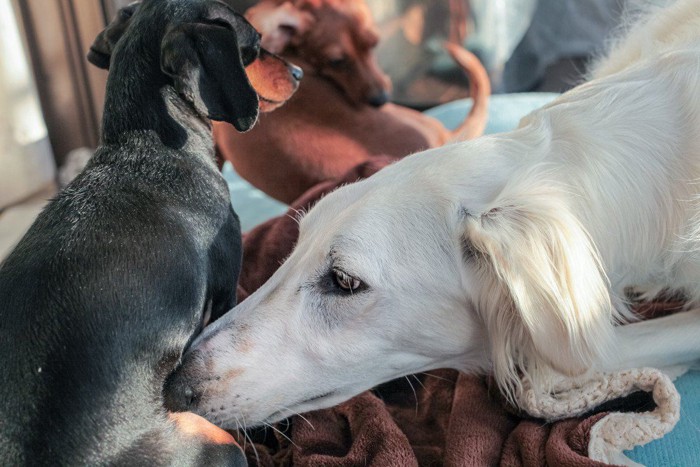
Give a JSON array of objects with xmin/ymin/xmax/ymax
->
[{"xmin": 163, "ymin": 368, "xmax": 199, "ymax": 413}]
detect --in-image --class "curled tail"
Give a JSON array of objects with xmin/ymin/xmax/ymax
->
[{"xmin": 444, "ymin": 42, "xmax": 491, "ymax": 142}]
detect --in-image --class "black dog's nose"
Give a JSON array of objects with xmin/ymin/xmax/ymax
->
[
  {"xmin": 368, "ymin": 90, "xmax": 390, "ymax": 107},
  {"xmin": 163, "ymin": 370, "xmax": 198, "ymax": 412},
  {"xmin": 290, "ymin": 64, "xmax": 303, "ymax": 81}
]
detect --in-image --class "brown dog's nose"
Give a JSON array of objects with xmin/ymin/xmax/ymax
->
[
  {"xmin": 368, "ymin": 90, "xmax": 390, "ymax": 107},
  {"xmin": 290, "ymin": 64, "xmax": 303, "ymax": 81}
]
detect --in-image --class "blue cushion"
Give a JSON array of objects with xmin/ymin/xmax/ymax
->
[
  {"xmin": 424, "ymin": 92, "xmax": 559, "ymax": 135},
  {"xmin": 624, "ymin": 371, "xmax": 700, "ymax": 465},
  {"xmin": 223, "ymin": 163, "xmax": 287, "ymax": 232}
]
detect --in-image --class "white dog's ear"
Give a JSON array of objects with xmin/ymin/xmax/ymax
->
[{"xmin": 462, "ymin": 183, "xmax": 614, "ymax": 396}]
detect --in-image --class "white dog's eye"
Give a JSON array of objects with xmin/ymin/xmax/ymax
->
[{"xmin": 332, "ymin": 268, "xmax": 363, "ymax": 293}]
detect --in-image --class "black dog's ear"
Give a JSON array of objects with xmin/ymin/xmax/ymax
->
[
  {"xmin": 160, "ymin": 19, "xmax": 260, "ymax": 132},
  {"xmin": 87, "ymin": 2, "xmax": 140, "ymax": 69}
]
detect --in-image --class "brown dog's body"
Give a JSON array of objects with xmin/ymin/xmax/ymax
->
[
  {"xmin": 216, "ymin": 0, "xmax": 490, "ymax": 204},
  {"xmin": 216, "ymin": 71, "xmax": 451, "ymax": 203}
]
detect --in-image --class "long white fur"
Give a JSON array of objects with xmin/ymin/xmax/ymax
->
[{"xmin": 183, "ymin": 0, "xmax": 700, "ymax": 427}]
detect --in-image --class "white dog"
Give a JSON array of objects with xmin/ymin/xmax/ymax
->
[{"xmin": 165, "ymin": 0, "xmax": 700, "ymax": 428}]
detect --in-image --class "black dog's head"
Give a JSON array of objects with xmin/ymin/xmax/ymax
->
[{"xmin": 89, "ymin": 0, "xmax": 265, "ymax": 132}]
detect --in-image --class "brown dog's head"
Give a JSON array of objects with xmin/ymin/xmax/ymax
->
[{"xmin": 247, "ymin": 0, "xmax": 392, "ymax": 107}]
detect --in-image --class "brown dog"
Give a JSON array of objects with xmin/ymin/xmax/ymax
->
[{"xmin": 215, "ymin": 0, "xmax": 490, "ymax": 204}]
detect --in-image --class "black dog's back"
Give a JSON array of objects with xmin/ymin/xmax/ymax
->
[{"xmin": 0, "ymin": 136, "xmax": 241, "ymax": 463}]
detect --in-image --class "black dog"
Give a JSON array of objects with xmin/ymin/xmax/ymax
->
[{"xmin": 0, "ymin": 0, "xmax": 299, "ymax": 464}]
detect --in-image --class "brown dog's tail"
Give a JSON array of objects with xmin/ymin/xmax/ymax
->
[{"xmin": 443, "ymin": 42, "xmax": 491, "ymax": 142}]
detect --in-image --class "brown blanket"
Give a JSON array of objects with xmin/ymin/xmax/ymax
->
[{"xmin": 234, "ymin": 158, "xmax": 679, "ymax": 467}]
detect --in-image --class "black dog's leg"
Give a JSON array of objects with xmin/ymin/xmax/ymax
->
[{"xmin": 208, "ymin": 209, "xmax": 243, "ymax": 323}]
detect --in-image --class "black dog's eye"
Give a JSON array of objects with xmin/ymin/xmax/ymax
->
[
  {"xmin": 332, "ymin": 268, "xmax": 363, "ymax": 293},
  {"xmin": 205, "ymin": 18, "xmax": 233, "ymax": 31},
  {"xmin": 201, "ymin": 18, "xmax": 259, "ymax": 65},
  {"xmin": 240, "ymin": 45, "xmax": 259, "ymax": 65},
  {"xmin": 119, "ymin": 8, "xmax": 135, "ymax": 20}
]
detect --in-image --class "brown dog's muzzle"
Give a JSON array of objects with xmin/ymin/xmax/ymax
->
[{"xmin": 245, "ymin": 49, "xmax": 302, "ymax": 112}]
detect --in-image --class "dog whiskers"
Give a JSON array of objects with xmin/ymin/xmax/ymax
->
[
  {"xmin": 288, "ymin": 207, "xmax": 308, "ymax": 226},
  {"xmin": 273, "ymin": 404, "xmax": 316, "ymax": 430},
  {"xmin": 232, "ymin": 417, "xmax": 244, "ymax": 450},
  {"xmin": 404, "ymin": 376, "xmax": 419, "ymax": 416},
  {"xmin": 264, "ymin": 422, "xmax": 300, "ymax": 450},
  {"xmin": 411, "ymin": 374, "xmax": 428, "ymax": 392},
  {"xmin": 235, "ymin": 414, "xmax": 259, "ymax": 466},
  {"xmin": 280, "ymin": 417, "xmax": 291, "ymax": 432},
  {"xmin": 420, "ymin": 372, "xmax": 454, "ymax": 384}
]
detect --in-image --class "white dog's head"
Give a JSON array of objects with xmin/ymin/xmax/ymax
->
[{"xmin": 164, "ymin": 133, "xmax": 614, "ymax": 428}]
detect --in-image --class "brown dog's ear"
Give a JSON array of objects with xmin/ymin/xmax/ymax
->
[
  {"xmin": 87, "ymin": 2, "xmax": 140, "ymax": 70},
  {"xmin": 161, "ymin": 20, "xmax": 260, "ymax": 132},
  {"xmin": 245, "ymin": 1, "xmax": 314, "ymax": 54}
]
